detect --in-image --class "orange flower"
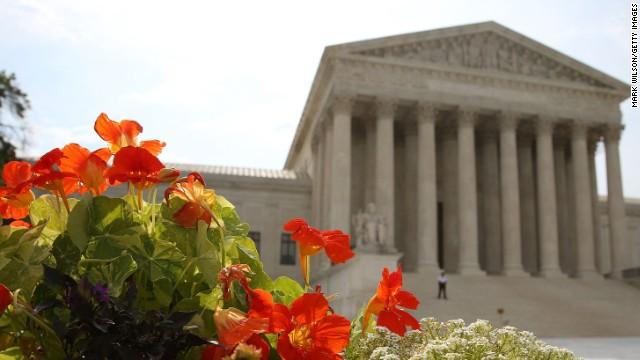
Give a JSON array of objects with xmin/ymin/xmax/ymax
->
[
  {"xmin": 104, "ymin": 146, "xmax": 164, "ymax": 190},
  {"xmin": 9, "ymin": 220, "xmax": 31, "ymax": 228},
  {"xmin": 201, "ymin": 335, "xmax": 269, "ymax": 360},
  {"xmin": 283, "ymin": 218, "xmax": 355, "ymax": 287},
  {"xmin": 31, "ymin": 148, "xmax": 78, "ymax": 197},
  {"xmin": 164, "ymin": 172, "xmax": 216, "ymax": 228},
  {"xmin": 0, "ymin": 283, "xmax": 11, "ymax": 316},
  {"xmin": 362, "ymin": 266, "xmax": 420, "ymax": 336},
  {"xmin": 218, "ymin": 264, "xmax": 253, "ymax": 300},
  {"xmin": 275, "ymin": 292, "xmax": 351, "ymax": 360},
  {"xmin": 214, "ymin": 307, "xmax": 269, "ymax": 349},
  {"xmin": 60, "ymin": 143, "xmax": 111, "ymax": 195},
  {"xmin": 0, "ymin": 161, "xmax": 35, "ymax": 219},
  {"xmin": 94, "ymin": 112, "xmax": 165, "ymax": 156}
]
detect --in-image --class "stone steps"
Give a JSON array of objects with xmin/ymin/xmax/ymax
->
[{"xmin": 403, "ymin": 270, "xmax": 640, "ymax": 337}]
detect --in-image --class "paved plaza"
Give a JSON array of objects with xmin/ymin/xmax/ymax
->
[{"xmin": 543, "ymin": 337, "xmax": 640, "ymax": 360}]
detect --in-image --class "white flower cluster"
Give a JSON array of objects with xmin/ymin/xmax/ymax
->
[{"xmin": 345, "ymin": 318, "xmax": 577, "ymax": 360}]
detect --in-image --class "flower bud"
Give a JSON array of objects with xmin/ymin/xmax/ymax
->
[{"xmin": 158, "ymin": 168, "xmax": 180, "ymax": 183}]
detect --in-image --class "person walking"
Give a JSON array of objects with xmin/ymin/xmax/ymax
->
[{"xmin": 437, "ymin": 271, "xmax": 448, "ymax": 300}]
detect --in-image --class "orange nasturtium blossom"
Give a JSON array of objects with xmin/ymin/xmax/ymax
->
[
  {"xmin": 218, "ymin": 264, "xmax": 253, "ymax": 301},
  {"xmin": 362, "ymin": 266, "xmax": 420, "ymax": 336},
  {"xmin": 275, "ymin": 292, "xmax": 351, "ymax": 360},
  {"xmin": 0, "ymin": 161, "xmax": 35, "ymax": 219},
  {"xmin": 31, "ymin": 148, "xmax": 78, "ymax": 212},
  {"xmin": 0, "ymin": 283, "xmax": 11, "ymax": 316},
  {"xmin": 9, "ymin": 220, "xmax": 31, "ymax": 228},
  {"xmin": 94, "ymin": 112, "xmax": 166, "ymax": 156},
  {"xmin": 164, "ymin": 172, "xmax": 216, "ymax": 228},
  {"xmin": 104, "ymin": 145, "xmax": 164, "ymax": 190},
  {"xmin": 283, "ymin": 218, "xmax": 355, "ymax": 288},
  {"xmin": 60, "ymin": 143, "xmax": 111, "ymax": 195}
]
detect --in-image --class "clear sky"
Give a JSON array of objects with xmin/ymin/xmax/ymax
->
[{"xmin": 0, "ymin": 0, "xmax": 638, "ymax": 196}]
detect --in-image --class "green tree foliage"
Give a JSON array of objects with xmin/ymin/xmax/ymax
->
[{"xmin": 0, "ymin": 71, "xmax": 30, "ymax": 167}]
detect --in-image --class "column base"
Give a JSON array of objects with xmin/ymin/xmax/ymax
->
[
  {"xmin": 417, "ymin": 263, "xmax": 440, "ymax": 274},
  {"xmin": 502, "ymin": 267, "xmax": 529, "ymax": 277},
  {"xmin": 539, "ymin": 268, "xmax": 566, "ymax": 278},
  {"xmin": 576, "ymin": 270, "xmax": 603, "ymax": 280},
  {"xmin": 458, "ymin": 264, "xmax": 485, "ymax": 276}
]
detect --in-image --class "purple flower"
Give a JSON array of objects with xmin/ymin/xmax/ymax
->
[{"xmin": 92, "ymin": 283, "xmax": 110, "ymax": 303}]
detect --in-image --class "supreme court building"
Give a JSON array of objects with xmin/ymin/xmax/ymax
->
[{"xmin": 171, "ymin": 22, "xmax": 640, "ymax": 334}]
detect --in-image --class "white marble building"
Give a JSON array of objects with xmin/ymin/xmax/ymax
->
[
  {"xmin": 163, "ymin": 22, "xmax": 640, "ymax": 335},
  {"xmin": 179, "ymin": 22, "xmax": 637, "ymax": 282}
]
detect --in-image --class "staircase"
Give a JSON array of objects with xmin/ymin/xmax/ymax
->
[{"xmin": 403, "ymin": 270, "xmax": 640, "ymax": 337}]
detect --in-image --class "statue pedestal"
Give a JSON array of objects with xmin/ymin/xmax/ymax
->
[{"xmin": 311, "ymin": 251, "xmax": 402, "ymax": 319}]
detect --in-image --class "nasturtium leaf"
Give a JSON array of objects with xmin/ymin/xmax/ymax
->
[
  {"xmin": 0, "ymin": 346, "xmax": 23, "ymax": 359},
  {"xmin": 87, "ymin": 254, "xmax": 137, "ymax": 297},
  {"xmin": 197, "ymin": 288, "xmax": 223, "ymax": 311},
  {"xmin": 130, "ymin": 237, "xmax": 186, "ymax": 283},
  {"xmin": 0, "ymin": 223, "xmax": 49, "ymax": 295},
  {"xmin": 90, "ymin": 196, "xmax": 135, "ymax": 234},
  {"xmin": 67, "ymin": 193, "xmax": 92, "ymax": 251},
  {"xmin": 152, "ymin": 277, "xmax": 173, "ymax": 308},
  {"xmin": 232, "ymin": 235, "xmax": 272, "ymax": 290},
  {"xmin": 29, "ymin": 195, "xmax": 78, "ymax": 245},
  {"xmin": 173, "ymin": 297, "xmax": 200, "ymax": 312},
  {"xmin": 194, "ymin": 220, "xmax": 220, "ymax": 287},
  {"xmin": 271, "ymin": 276, "xmax": 304, "ymax": 306},
  {"xmin": 51, "ymin": 235, "xmax": 81, "ymax": 274}
]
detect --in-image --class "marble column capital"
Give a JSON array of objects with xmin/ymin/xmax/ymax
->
[
  {"xmin": 536, "ymin": 116, "xmax": 556, "ymax": 135},
  {"xmin": 417, "ymin": 102, "xmax": 438, "ymax": 123},
  {"xmin": 457, "ymin": 107, "xmax": 478, "ymax": 127},
  {"xmin": 330, "ymin": 94, "xmax": 354, "ymax": 116},
  {"xmin": 570, "ymin": 120, "xmax": 596, "ymax": 139},
  {"xmin": 604, "ymin": 123, "xmax": 624, "ymax": 143},
  {"xmin": 375, "ymin": 98, "xmax": 398, "ymax": 119},
  {"xmin": 498, "ymin": 112, "xmax": 519, "ymax": 131}
]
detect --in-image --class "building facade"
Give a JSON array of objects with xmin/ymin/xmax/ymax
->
[
  {"xmin": 173, "ymin": 23, "xmax": 639, "ymax": 288},
  {"xmin": 284, "ymin": 21, "xmax": 633, "ymax": 280}
]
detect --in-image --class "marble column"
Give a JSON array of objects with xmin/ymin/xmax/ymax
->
[
  {"xmin": 416, "ymin": 103, "xmax": 438, "ymax": 272},
  {"xmin": 321, "ymin": 117, "xmax": 333, "ymax": 230},
  {"xmin": 375, "ymin": 99, "xmax": 397, "ymax": 252},
  {"xmin": 588, "ymin": 136, "xmax": 603, "ymax": 273},
  {"xmin": 571, "ymin": 122, "xmax": 598, "ymax": 278},
  {"xmin": 442, "ymin": 127, "xmax": 459, "ymax": 273},
  {"xmin": 518, "ymin": 134, "xmax": 539, "ymax": 274},
  {"xmin": 536, "ymin": 118, "xmax": 563, "ymax": 277},
  {"xmin": 499, "ymin": 113, "xmax": 526, "ymax": 276},
  {"xmin": 457, "ymin": 109, "xmax": 483, "ymax": 275},
  {"xmin": 554, "ymin": 138, "xmax": 571, "ymax": 275},
  {"xmin": 605, "ymin": 124, "xmax": 630, "ymax": 279},
  {"xmin": 364, "ymin": 120, "xmax": 376, "ymax": 206},
  {"xmin": 480, "ymin": 129, "xmax": 501, "ymax": 274},
  {"xmin": 311, "ymin": 132, "xmax": 322, "ymax": 226},
  {"xmin": 404, "ymin": 125, "xmax": 418, "ymax": 270},
  {"xmin": 329, "ymin": 96, "xmax": 352, "ymax": 232}
]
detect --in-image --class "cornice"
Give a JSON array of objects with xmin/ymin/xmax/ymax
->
[{"xmin": 334, "ymin": 54, "xmax": 626, "ymax": 102}]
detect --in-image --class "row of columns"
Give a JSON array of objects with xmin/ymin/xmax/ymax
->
[{"xmin": 312, "ymin": 95, "xmax": 631, "ymax": 279}]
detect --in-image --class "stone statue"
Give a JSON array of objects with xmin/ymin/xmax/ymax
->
[{"xmin": 352, "ymin": 202, "xmax": 387, "ymax": 252}]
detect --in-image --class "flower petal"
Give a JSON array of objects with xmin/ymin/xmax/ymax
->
[
  {"xmin": 289, "ymin": 293, "xmax": 329, "ymax": 325},
  {"xmin": 311, "ymin": 314, "xmax": 350, "ymax": 353},
  {"xmin": 395, "ymin": 290, "xmax": 420, "ymax": 310},
  {"xmin": 140, "ymin": 139, "xmax": 166, "ymax": 156},
  {"xmin": 0, "ymin": 284, "xmax": 11, "ymax": 316},
  {"xmin": 322, "ymin": 230, "xmax": 355, "ymax": 264},
  {"xmin": 2, "ymin": 161, "xmax": 32, "ymax": 188},
  {"xmin": 377, "ymin": 309, "xmax": 406, "ymax": 336}
]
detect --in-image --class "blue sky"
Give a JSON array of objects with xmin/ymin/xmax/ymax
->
[{"xmin": 0, "ymin": 0, "xmax": 638, "ymax": 196}]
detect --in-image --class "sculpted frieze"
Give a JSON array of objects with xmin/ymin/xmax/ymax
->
[{"xmin": 354, "ymin": 31, "xmax": 610, "ymax": 89}]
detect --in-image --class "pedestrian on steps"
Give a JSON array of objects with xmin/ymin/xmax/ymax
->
[{"xmin": 437, "ymin": 271, "xmax": 448, "ymax": 300}]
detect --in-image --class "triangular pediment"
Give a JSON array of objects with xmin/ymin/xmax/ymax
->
[{"xmin": 331, "ymin": 22, "xmax": 627, "ymax": 91}]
